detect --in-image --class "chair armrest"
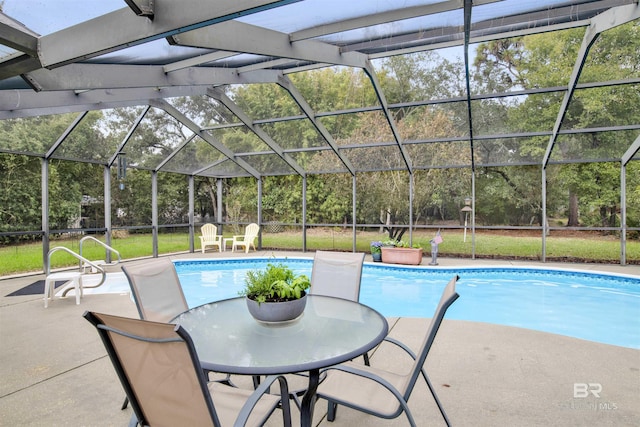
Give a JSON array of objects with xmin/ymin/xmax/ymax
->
[
  {"xmin": 232, "ymin": 235, "xmax": 244, "ymax": 241},
  {"xmin": 234, "ymin": 375, "xmax": 291, "ymax": 427},
  {"xmin": 382, "ymin": 336, "xmax": 418, "ymax": 361},
  {"xmin": 383, "ymin": 336, "xmax": 432, "ymax": 386},
  {"xmin": 317, "ymin": 364, "xmax": 409, "ymax": 414}
]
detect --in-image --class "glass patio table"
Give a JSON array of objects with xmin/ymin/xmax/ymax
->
[{"xmin": 173, "ymin": 295, "xmax": 389, "ymax": 427}]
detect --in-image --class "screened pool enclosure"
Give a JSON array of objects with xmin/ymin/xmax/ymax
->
[{"xmin": 1, "ymin": 0, "xmax": 639, "ymax": 271}]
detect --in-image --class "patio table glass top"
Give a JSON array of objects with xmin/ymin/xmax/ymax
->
[{"xmin": 172, "ymin": 295, "xmax": 388, "ymax": 376}]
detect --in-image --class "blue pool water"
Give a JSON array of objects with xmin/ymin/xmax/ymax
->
[{"xmin": 173, "ymin": 258, "xmax": 640, "ymax": 349}]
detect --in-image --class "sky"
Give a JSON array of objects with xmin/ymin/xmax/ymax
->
[{"xmin": 2, "ymin": 0, "xmax": 122, "ymax": 35}]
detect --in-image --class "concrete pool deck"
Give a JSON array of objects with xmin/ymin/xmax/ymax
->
[{"xmin": 1, "ymin": 251, "xmax": 638, "ymax": 426}]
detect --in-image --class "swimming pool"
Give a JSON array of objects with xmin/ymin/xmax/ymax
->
[{"xmin": 170, "ymin": 258, "xmax": 640, "ymax": 349}]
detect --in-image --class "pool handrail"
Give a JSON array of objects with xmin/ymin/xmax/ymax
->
[
  {"xmin": 46, "ymin": 246, "xmax": 106, "ymax": 295},
  {"xmin": 79, "ymin": 236, "xmax": 122, "ymax": 268}
]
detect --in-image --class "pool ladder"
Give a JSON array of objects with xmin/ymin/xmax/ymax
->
[{"xmin": 45, "ymin": 237, "xmax": 121, "ymax": 305}]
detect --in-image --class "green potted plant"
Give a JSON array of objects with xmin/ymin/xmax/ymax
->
[
  {"xmin": 381, "ymin": 239, "xmax": 398, "ymax": 247},
  {"xmin": 380, "ymin": 239, "xmax": 423, "ymax": 265},
  {"xmin": 240, "ymin": 261, "xmax": 311, "ymax": 322},
  {"xmin": 370, "ymin": 241, "xmax": 383, "ymax": 262}
]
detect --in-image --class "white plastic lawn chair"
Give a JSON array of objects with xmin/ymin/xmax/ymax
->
[
  {"xmin": 199, "ymin": 224, "xmax": 222, "ymax": 253},
  {"xmin": 231, "ymin": 223, "xmax": 259, "ymax": 253}
]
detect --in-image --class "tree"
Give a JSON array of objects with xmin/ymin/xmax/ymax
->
[
  {"xmin": 0, "ymin": 113, "xmax": 110, "ymax": 239},
  {"xmin": 0, "ymin": 153, "xmax": 41, "ymax": 238},
  {"xmin": 473, "ymin": 23, "xmax": 639, "ymax": 230}
]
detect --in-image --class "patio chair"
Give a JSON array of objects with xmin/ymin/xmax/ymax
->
[
  {"xmin": 310, "ymin": 250, "xmax": 365, "ymax": 301},
  {"xmin": 310, "ymin": 250, "xmax": 369, "ymax": 363},
  {"xmin": 121, "ymin": 258, "xmax": 235, "ymax": 408},
  {"xmin": 281, "ymin": 251, "xmax": 368, "ymax": 408},
  {"xmin": 200, "ymin": 223, "xmax": 222, "ymax": 253},
  {"xmin": 316, "ymin": 275, "xmax": 460, "ymax": 427},
  {"xmin": 120, "ymin": 258, "xmax": 190, "ymax": 409},
  {"xmin": 84, "ymin": 311, "xmax": 292, "ymax": 427},
  {"xmin": 122, "ymin": 258, "xmax": 188, "ymax": 323},
  {"xmin": 231, "ymin": 223, "xmax": 259, "ymax": 253}
]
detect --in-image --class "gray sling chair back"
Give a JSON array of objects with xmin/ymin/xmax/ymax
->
[
  {"xmin": 84, "ymin": 311, "xmax": 292, "ymax": 427},
  {"xmin": 122, "ymin": 258, "xmax": 188, "ymax": 323},
  {"xmin": 310, "ymin": 250, "xmax": 366, "ymax": 301},
  {"xmin": 310, "ymin": 250, "xmax": 368, "ymax": 366},
  {"xmin": 316, "ymin": 275, "xmax": 460, "ymax": 427}
]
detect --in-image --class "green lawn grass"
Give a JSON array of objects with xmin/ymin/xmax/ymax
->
[
  {"xmin": 0, "ymin": 234, "xmax": 191, "ymax": 276},
  {"xmin": 1, "ymin": 230, "xmax": 638, "ymax": 276}
]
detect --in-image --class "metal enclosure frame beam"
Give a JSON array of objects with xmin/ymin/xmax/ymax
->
[
  {"xmin": 0, "ymin": 12, "xmax": 39, "ymax": 56},
  {"xmin": 41, "ymin": 159, "xmax": 49, "ymax": 272},
  {"xmin": 302, "ymin": 176, "xmax": 307, "ymax": 252},
  {"xmin": 277, "ymin": 75, "xmax": 356, "ymax": 176},
  {"xmin": 108, "ymin": 106, "xmax": 150, "ymax": 167},
  {"xmin": 620, "ymin": 134, "xmax": 640, "ymax": 265},
  {"xmin": 543, "ymin": 3, "xmax": 640, "ymax": 168},
  {"xmin": 188, "ymin": 175, "xmax": 195, "ymax": 253},
  {"xmin": 363, "ymin": 61, "xmax": 412, "ymax": 173},
  {"xmin": 155, "ymin": 134, "xmax": 197, "ymax": 172},
  {"xmin": 0, "ymin": 0, "xmax": 303, "ymax": 79},
  {"xmin": 149, "ymin": 99, "xmax": 262, "ymax": 179},
  {"xmin": 151, "ymin": 171, "xmax": 158, "ymax": 257},
  {"xmin": 352, "ymin": 175, "xmax": 357, "ymax": 252},
  {"xmin": 208, "ymin": 88, "xmax": 306, "ymax": 177},
  {"xmin": 169, "ymin": 20, "xmax": 369, "ymax": 69},
  {"xmin": 463, "ymin": 0, "xmax": 477, "ymax": 257},
  {"xmin": 104, "ymin": 165, "xmax": 112, "ymax": 263},
  {"xmin": 290, "ymin": 0, "xmax": 500, "ymax": 42},
  {"xmin": 44, "ymin": 112, "xmax": 88, "ymax": 159},
  {"xmin": 541, "ymin": 3, "xmax": 640, "ymax": 261}
]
